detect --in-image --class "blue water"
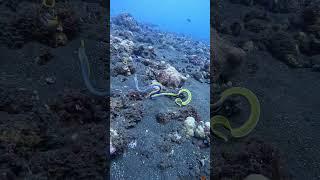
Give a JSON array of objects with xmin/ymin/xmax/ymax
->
[{"xmin": 111, "ymin": 0, "xmax": 210, "ymax": 43}]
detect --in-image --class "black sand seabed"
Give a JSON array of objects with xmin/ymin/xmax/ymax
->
[
  {"xmin": 213, "ymin": 0, "xmax": 320, "ymax": 179},
  {"xmin": 0, "ymin": 1, "xmax": 108, "ymax": 179},
  {"xmin": 110, "ymin": 14, "xmax": 210, "ymax": 179}
]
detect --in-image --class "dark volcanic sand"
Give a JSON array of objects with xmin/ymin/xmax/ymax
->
[
  {"xmin": 0, "ymin": 1, "xmax": 109, "ymax": 179},
  {"xmin": 110, "ymin": 14, "xmax": 211, "ymax": 179},
  {"xmin": 212, "ymin": 0, "xmax": 320, "ymax": 179}
]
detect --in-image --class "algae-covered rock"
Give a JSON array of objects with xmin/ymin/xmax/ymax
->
[
  {"xmin": 213, "ymin": 139, "xmax": 289, "ymax": 179},
  {"xmin": 111, "ymin": 35, "xmax": 135, "ymax": 54},
  {"xmin": 268, "ymin": 32, "xmax": 303, "ymax": 67},
  {"xmin": 303, "ymin": 3, "xmax": 320, "ymax": 37},
  {"xmin": 245, "ymin": 19, "xmax": 270, "ymax": 33},
  {"xmin": 110, "ymin": 128, "xmax": 127, "ymax": 157},
  {"xmin": 133, "ymin": 44, "xmax": 156, "ymax": 59},
  {"xmin": 112, "ymin": 13, "xmax": 141, "ymax": 32},
  {"xmin": 154, "ymin": 64, "xmax": 187, "ymax": 88},
  {"xmin": 211, "ymin": 29, "xmax": 246, "ymax": 82}
]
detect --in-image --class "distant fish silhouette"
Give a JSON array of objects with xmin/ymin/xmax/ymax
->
[{"xmin": 186, "ymin": 18, "xmax": 191, "ymax": 23}]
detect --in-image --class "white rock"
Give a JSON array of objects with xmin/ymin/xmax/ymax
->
[
  {"xmin": 195, "ymin": 125, "xmax": 205, "ymax": 139},
  {"xmin": 119, "ymin": 39, "xmax": 134, "ymax": 52},
  {"xmin": 110, "ymin": 142, "xmax": 116, "ymax": 154},
  {"xmin": 186, "ymin": 128, "xmax": 194, "ymax": 137},
  {"xmin": 184, "ymin": 117, "xmax": 196, "ymax": 137},
  {"xmin": 184, "ymin": 117, "xmax": 196, "ymax": 129},
  {"xmin": 45, "ymin": 76, "xmax": 56, "ymax": 84},
  {"xmin": 110, "ymin": 129, "xmax": 118, "ymax": 137},
  {"xmin": 205, "ymin": 122, "xmax": 210, "ymax": 129},
  {"xmin": 173, "ymin": 132, "xmax": 181, "ymax": 141},
  {"xmin": 128, "ymin": 140, "xmax": 137, "ymax": 149}
]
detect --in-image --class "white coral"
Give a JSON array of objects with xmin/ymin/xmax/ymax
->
[{"xmin": 184, "ymin": 117, "xmax": 196, "ymax": 137}]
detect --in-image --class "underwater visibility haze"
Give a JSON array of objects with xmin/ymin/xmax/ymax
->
[{"xmin": 111, "ymin": 0, "xmax": 210, "ymax": 42}]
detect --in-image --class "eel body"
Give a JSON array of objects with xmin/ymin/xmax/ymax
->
[
  {"xmin": 211, "ymin": 87, "xmax": 260, "ymax": 141},
  {"xmin": 78, "ymin": 40, "xmax": 109, "ymax": 96}
]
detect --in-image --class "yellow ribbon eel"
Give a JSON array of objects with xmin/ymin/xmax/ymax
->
[
  {"xmin": 211, "ymin": 87, "xmax": 260, "ymax": 141},
  {"xmin": 175, "ymin": 88, "xmax": 192, "ymax": 106},
  {"xmin": 78, "ymin": 40, "xmax": 109, "ymax": 96},
  {"xmin": 151, "ymin": 88, "xmax": 192, "ymax": 106}
]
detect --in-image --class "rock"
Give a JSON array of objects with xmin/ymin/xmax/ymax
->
[
  {"xmin": 118, "ymin": 30, "xmax": 133, "ymax": 39},
  {"xmin": 169, "ymin": 131, "xmax": 182, "ymax": 144},
  {"xmin": 156, "ymin": 113, "xmax": 170, "ymax": 124},
  {"xmin": 303, "ymin": 4, "xmax": 320, "ymax": 38},
  {"xmin": 110, "ymin": 129, "xmax": 118, "ymax": 137},
  {"xmin": 212, "ymin": 29, "xmax": 246, "ymax": 81},
  {"xmin": 110, "ymin": 142, "xmax": 116, "ymax": 155},
  {"xmin": 120, "ymin": 39, "xmax": 135, "ymax": 52},
  {"xmin": 224, "ymin": 47, "xmax": 246, "ymax": 75},
  {"xmin": 111, "ymin": 36, "xmax": 135, "ymax": 53},
  {"xmin": 296, "ymin": 32, "xmax": 311, "ymax": 55},
  {"xmin": 112, "ymin": 62, "xmax": 135, "ymax": 76},
  {"xmin": 184, "ymin": 117, "xmax": 196, "ymax": 137},
  {"xmin": 204, "ymin": 121, "xmax": 210, "ymax": 133},
  {"xmin": 110, "ymin": 129, "xmax": 118, "ymax": 155},
  {"xmin": 268, "ymin": 32, "xmax": 303, "ymax": 68},
  {"xmin": 35, "ymin": 47, "xmax": 53, "ymax": 65},
  {"xmin": 187, "ymin": 54, "xmax": 205, "ymax": 66},
  {"xmin": 141, "ymin": 58, "xmax": 157, "ymax": 67},
  {"xmin": 122, "ymin": 102, "xmax": 144, "ymax": 128},
  {"xmin": 245, "ymin": 19, "xmax": 270, "ymax": 33},
  {"xmin": 110, "ymin": 97, "xmax": 125, "ymax": 110},
  {"xmin": 200, "ymin": 159, "xmax": 205, "ymax": 167},
  {"xmin": 297, "ymin": 32, "xmax": 320, "ymax": 56},
  {"xmin": 133, "ymin": 44, "xmax": 156, "ymax": 59},
  {"xmin": 45, "ymin": 76, "xmax": 56, "ymax": 84},
  {"xmin": 154, "ymin": 64, "xmax": 187, "ymax": 88},
  {"xmin": 184, "ymin": 117, "xmax": 196, "ymax": 129},
  {"xmin": 243, "ymin": 10, "xmax": 271, "ymax": 23},
  {"xmin": 186, "ymin": 128, "xmax": 194, "ymax": 137},
  {"xmin": 242, "ymin": 41, "xmax": 255, "ymax": 53},
  {"xmin": 128, "ymin": 140, "xmax": 137, "ymax": 149},
  {"xmin": 194, "ymin": 125, "xmax": 206, "ymax": 139},
  {"xmin": 193, "ymin": 71, "xmax": 204, "ymax": 83},
  {"xmin": 112, "ymin": 13, "xmax": 140, "ymax": 32},
  {"xmin": 110, "ymin": 128, "xmax": 126, "ymax": 156}
]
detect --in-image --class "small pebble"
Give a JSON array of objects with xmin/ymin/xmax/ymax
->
[{"xmin": 45, "ymin": 77, "xmax": 56, "ymax": 84}]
